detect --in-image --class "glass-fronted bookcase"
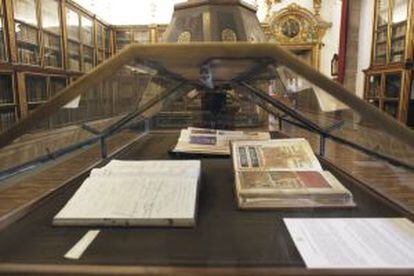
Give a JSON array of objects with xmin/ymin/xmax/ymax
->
[{"xmin": 364, "ymin": 0, "xmax": 414, "ymax": 126}]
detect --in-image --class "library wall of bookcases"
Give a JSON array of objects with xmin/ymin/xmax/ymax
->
[
  {"xmin": 1, "ymin": 0, "xmax": 413, "ymax": 132},
  {"xmin": 364, "ymin": 0, "xmax": 414, "ymax": 126},
  {"xmin": 0, "ymin": 0, "xmax": 167, "ymax": 132}
]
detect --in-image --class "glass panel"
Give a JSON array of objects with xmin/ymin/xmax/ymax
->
[
  {"xmin": 384, "ymin": 73, "xmax": 401, "ymax": 98},
  {"xmin": 247, "ymin": 64, "xmax": 414, "ymax": 165},
  {"xmin": 390, "ymin": 0, "xmax": 407, "ymax": 62},
  {"xmin": 133, "ymin": 30, "xmax": 149, "ymax": 44},
  {"xmin": 383, "ymin": 100, "xmax": 399, "ymax": 117},
  {"xmin": 15, "ymin": 23, "xmax": 40, "ymax": 64},
  {"xmin": 97, "ymin": 23, "xmax": 103, "ymax": 48},
  {"xmin": 49, "ymin": 76, "xmax": 66, "ymax": 96},
  {"xmin": 67, "ymin": 41, "xmax": 80, "ymax": 71},
  {"xmin": 377, "ymin": 0, "xmax": 389, "ymax": 26},
  {"xmin": 81, "ymin": 16, "xmax": 93, "ymax": 46},
  {"xmin": 66, "ymin": 8, "xmax": 79, "ymax": 41},
  {"xmin": 105, "ymin": 28, "xmax": 111, "ymax": 51},
  {"xmin": 115, "ymin": 30, "xmax": 131, "ymax": 51},
  {"xmin": 367, "ymin": 74, "xmax": 382, "ymax": 97},
  {"xmin": 0, "ymin": 108, "xmax": 17, "ymax": 132},
  {"xmin": 97, "ymin": 49, "xmax": 104, "ymax": 64},
  {"xmin": 0, "ymin": 74, "xmax": 14, "ymax": 104},
  {"xmin": 82, "ymin": 46, "xmax": 94, "ymax": 72},
  {"xmin": 26, "ymin": 75, "xmax": 47, "ymax": 104},
  {"xmin": 41, "ymin": 0, "xmax": 60, "ymax": 34},
  {"xmin": 43, "ymin": 32, "xmax": 62, "ymax": 67},
  {"xmin": 13, "ymin": 0, "xmax": 37, "ymax": 25},
  {"xmin": 0, "ymin": 17, "xmax": 6, "ymax": 61},
  {"xmin": 392, "ymin": 0, "xmax": 408, "ymax": 23}
]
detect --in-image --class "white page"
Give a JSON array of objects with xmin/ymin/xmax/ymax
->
[
  {"xmin": 54, "ymin": 160, "xmax": 201, "ymax": 226},
  {"xmin": 284, "ymin": 218, "xmax": 414, "ymax": 269},
  {"xmin": 55, "ymin": 176, "xmax": 198, "ymax": 220}
]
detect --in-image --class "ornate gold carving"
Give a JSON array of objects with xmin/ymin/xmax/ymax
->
[
  {"xmin": 268, "ymin": 3, "xmax": 331, "ymax": 44},
  {"xmin": 313, "ymin": 0, "xmax": 322, "ymax": 16},
  {"xmin": 221, "ymin": 28, "xmax": 237, "ymax": 42},
  {"xmin": 178, "ymin": 31, "xmax": 192, "ymax": 43}
]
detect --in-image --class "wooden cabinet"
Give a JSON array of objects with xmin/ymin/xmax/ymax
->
[{"xmin": 364, "ymin": 0, "xmax": 414, "ymax": 126}]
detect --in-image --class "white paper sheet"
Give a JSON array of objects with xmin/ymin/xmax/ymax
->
[
  {"xmin": 284, "ymin": 218, "xmax": 414, "ymax": 269},
  {"xmin": 54, "ymin": 160, "xmax": 201, "ymax": 227}
]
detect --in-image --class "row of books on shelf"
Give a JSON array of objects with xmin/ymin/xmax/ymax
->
[{"xmin": 0, "ymin": 110, "xmax": 16, "ymax": 131}]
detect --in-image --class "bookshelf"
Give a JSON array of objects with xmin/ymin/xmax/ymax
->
[
  {"xmin": 0, "ymin": 73, "xmax": 17, "ymax": 132},
  {"xmin": 41, "ymin": 0, "xmax": 63, "ymax": 68},
  {"xmin": 364, "ymin": 0, "xmax": 414, "ymax": 126},
  {"xmin": 13, "ymin": 0, "xmax": 40, "ymax": 65}
]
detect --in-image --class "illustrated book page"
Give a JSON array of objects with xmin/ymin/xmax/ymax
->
[{"xmin": 232, "ymin": 138, "xmax": 322, "ymax": 172}]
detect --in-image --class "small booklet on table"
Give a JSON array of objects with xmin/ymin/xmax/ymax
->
[{"xmin": 172, "ymin": 127, "xmax": 270, "ymax": 155}]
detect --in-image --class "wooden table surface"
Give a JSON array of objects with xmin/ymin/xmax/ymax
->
[{"xmin": 0, "ymin": 132, "xmax": 412, "ymax": 275}]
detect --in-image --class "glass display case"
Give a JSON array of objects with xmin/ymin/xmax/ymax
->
[
  {"xmin": 0, "ymin": 44, "xmax": 413, "ymax": 275},
  {"xmin": 365, "ymin": 0, "xmax": 413, "ymax": 126},
  {"xmin": 13, "ymin": 0, "xmax": 40, "ymax": 65}
]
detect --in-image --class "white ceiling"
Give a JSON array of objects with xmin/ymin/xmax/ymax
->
[{"xmin": 73, "ymin": 0, "xmax": 267, "ymax": 25}]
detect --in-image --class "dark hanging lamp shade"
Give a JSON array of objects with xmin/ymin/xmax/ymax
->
[{"xmin": 163, "ymin": 0, "xmax": 266, "ymax": 43}]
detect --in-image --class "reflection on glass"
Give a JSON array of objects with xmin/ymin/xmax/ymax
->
[
  {"xmin": 0, "ymin": 18, "xmax": 6, "ymax": 61},
  {"xmin": 97, "ymin": 24, "xmax": 103, "ymax": 48},
  {"xmin": 66, "ymin": 8, "xmax": 79, "ymax": 41},
  {"xmin": 0, "ymin": 108, "xmax": 17, "ymax": 132},
  {"xmin": 50, "ymin": 77, "xmax": 66, "ymax": 96},
  {"xmin": 133, "ymin": 30, "xmax": 149, "ymax": 44},
  {"xmin": 15, "ymin": 23, "xmax": 39, "ymax": 64},
  {"xmin": 43, "ymin": 32, "xmax": 62, "ymax": 67},
  {"xmin": 97, "ymin": 49, "xmax": 104, "ymax": 64},
  {"xmin": 385, "ymin": 73, "xmax": 401, "ymax": 98},
  {"xmin": 390, "ymin": 0, "xmax": 408, "ymax": 62},
  {"xmin": 115, "ymin": 30, "xmax": 131, "ymax": 51},
  {"xmin": 377, "ymin": 0, "xmax": 389, "ymax": 26},
  {"xmin": 0, "ymin": 74, "xmax": 14, "ymax": 104},
  {"xmin": 26, "ymin": 75, "xmax": 47, "ymax": 103},
  {"xmin": 41, "ymin": 0, "xmax": 60, "ymax": 33},
  {"xmin": 368, "ymin": 75, "xmax": 382, "ymax": 97},
  {"xmin": 384, "ymin": 101, "xmax": 399, "ymax": 118},
  {"xmin": 83, "ymin": 46, "xmax": 94, "ymax": 72},
  {"xmin": 105, "ymin": 28, "xmax": 111, "ymax": 51},
  {"xmin": 392, "ymin": 0, "xmax": 408, "ymax": 23},
  {"xmin": 14, "ymin": 0, "xmax": 37, "ymax": 25},
  {"xmin": 81, "ymin": 16, "xmax": 93, "ymax": 46},
  {"xmin": 68, "ymin": 41, "xmax": 80, "ymax": 71}
]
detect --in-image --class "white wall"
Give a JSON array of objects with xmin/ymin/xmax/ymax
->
[{"xmin": 355, "ymin": 0, "xmax": 375, "ymax": 98}]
